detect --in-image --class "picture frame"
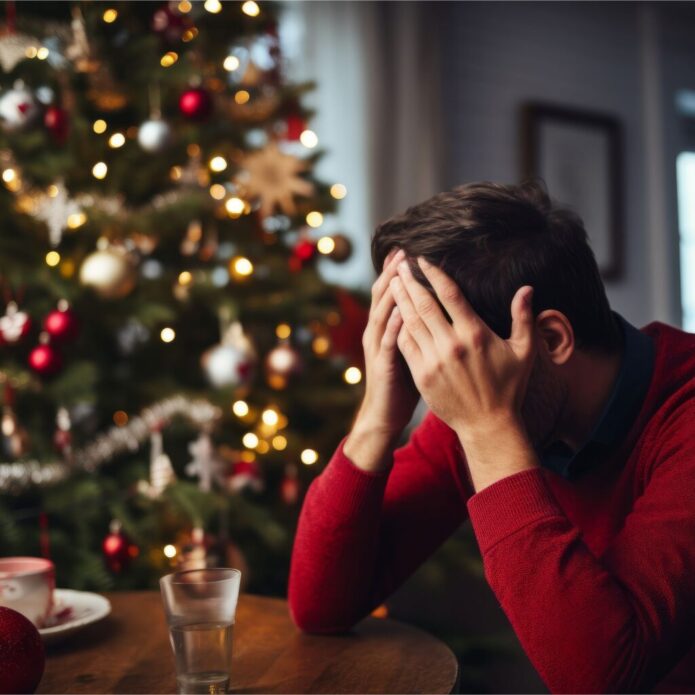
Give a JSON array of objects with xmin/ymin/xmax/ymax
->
[{"xmin": 521, "ymin": 102, "xmax": 623, "ymax": 280}]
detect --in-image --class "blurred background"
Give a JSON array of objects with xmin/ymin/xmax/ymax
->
[{"xmin": 1, "ymin": 1, "xmax": 694, "ymax": 692}]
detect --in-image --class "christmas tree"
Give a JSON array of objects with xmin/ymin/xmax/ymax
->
[{"xmin": 0, "ymin": 0, "xmax": 366, "ymax": 594}]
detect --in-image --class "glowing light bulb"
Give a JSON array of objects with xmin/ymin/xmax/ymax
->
[
  {"xmin": 108, "ymin": 132, "xmax": 125, "ymax": 148},
  {"xmin": 210, "ymin": 184, "xmax": 226, "ymax": 200},
  {"xmin": 243, "ymin": 432, "xmax": 259, "ymax": 449},
  {"xmin": 92, "ymin": 162, "xmax": 108, "ymax": 180},
  {"xmin": 160, "ymin": 327, "xmax": 176, "ymax": 343},
  {"xmin": 262, "ymin": 408, "xmax": 279, "ymax": 426},
  {"xmin": 275, "ymin": 323, "xmax": 291, "ymax": 339},
  {"xmin": 232, "ymin": 400, "xmax": 249, "ymax": 417},
  {"xmin": 163, "ymin": 544, "xmax": 177, "ymax": 558},
  {"xmin": 204, "ymin": 0, "xmax": 222, "ymax": 13},
  {"xmin": 93, "ymin": 119, "xmax": 107, "ymax": 134},
  {"xmin": 344, "ymin": 366, "xmax": 362, "ymax": 384},
  {"xmin": 209, "ymin": 156, "xmax": 227, "ymax": 172},
  {"xmin": 67, "ymin": 212, "xmax": 87, "ymax": 229},
  {"xmin": 242, "ymin": 0, "xmax": 260, "ymax": 17},
  {"xmin": 306, "ymin": 211, "xmax": 324, "ymax": 228},
  {"xmin": 225, "ymin": 197, "xmax": 246, "ymax": 217},
  {"xmin": 36, "ymin": 47, "xmax": 49, "ymax": 60},
  {"xmin": 301, "ymin": 449, "xmax": 319, "ymax": 465},
  {"xmin": 178, "ymin": 271, "xmax": 193, "ymax": 286},
  {"xmin": 45, "ymin": 251, "xmax": 60, "ymax": 267},
  {"xmin": 231, "ymin": 256, "xmax": 253, "ymax": 277},
  {"xmin": 103, "ymin": 8, "xmax": 118, "ymax": 22},
  {"xmin": 299, "ymin": 129, "xmax": 318, "ymax": 148},
  {"xmin": 317, "ymin": 236, "xmax": 335, "ymax": 254},
  {"xmin": 224, "ymin": 55, "xmax": 240, "ymax": 71},
  {"xmin": 2, "ymin": 168, "xmax": 16, "ymax": 183},
  {"xmin": 160, "ymin": 51, "xmax": 178, "ymax": 67},
  {"xmin": 234, "ymin": 90, "xmax": 250, "ymax": 105},
  {"xmin": 272, "ymin": 435, "xmax": 287, "ymax": 450},
  {"xmin": 330, "ymin": 183, "xmax": 347, "ymax": 199}
]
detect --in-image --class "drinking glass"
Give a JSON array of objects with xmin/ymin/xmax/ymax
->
[{"xmin": 160, "ymin": 568, "xmax": 241, "ymax": 694}]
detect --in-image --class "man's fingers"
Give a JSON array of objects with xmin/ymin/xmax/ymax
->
[
  {"xmin": 416, "ymin": 257, "xmax": 480, "ymax": 329},
  {"xmin": 371, "ymin": 248, "xmax": 405, "ymax": 308},
  {"xmin": 390, "ymin": 276, "xmax": 434, "ymax": 352},
  {"xmin": 367, "ymin": 286, "xmax": 396, "ymax": 347},
  {"xmin": 509, "ymin": 286, "xmax": 535, "ymax": 358},
  {"xmin": 396, "ymin": 323, "xmax": 421, "ymax": 367},
  {"xmin": 381, "ymin": 306, "xmax": 403, "ymax": 351},
  {"xmin": 396, "ymin": 260, "xmax": 452, "ymax": 345}
]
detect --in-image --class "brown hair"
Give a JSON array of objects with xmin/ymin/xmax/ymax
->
[{"xmin": 372, "ymin": 180, "xmax": 619, "ymax": 351}]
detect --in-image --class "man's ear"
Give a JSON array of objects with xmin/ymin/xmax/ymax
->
[{"xmin": 535, "ymin": 310, "xmax": 575, "ymax": 366}]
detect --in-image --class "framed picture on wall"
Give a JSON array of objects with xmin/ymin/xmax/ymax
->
[{"xmin": 521, "ymin": 102, "xmax": 623, "ymax": 280}]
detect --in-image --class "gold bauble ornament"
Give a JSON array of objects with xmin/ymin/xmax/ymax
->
[{"xmin": 79, "ymin": 243, "xmax": 136, "ymax": 299}]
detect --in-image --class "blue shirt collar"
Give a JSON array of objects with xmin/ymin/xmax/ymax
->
[{"xmin": 540, "ymin": 314, "xmax": 655, "ymax": 479}]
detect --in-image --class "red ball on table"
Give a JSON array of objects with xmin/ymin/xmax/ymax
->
[
  {"xmin": 43, "ymin": 307, "xmax": 79, "ymax": 342},
  {"xmin": 179, "ymin": 88, "xmax": 213, "ymax": 121},
  {"xmin": 28, "ymin": 344, "xmax": 62, "ymax": 377},
  {"xmin": 0, "ymin": 607, "xmax": 45, "ymax": 694}
]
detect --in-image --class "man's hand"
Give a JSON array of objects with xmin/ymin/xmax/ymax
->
[
  {"xmin": 390, "ymin": 257, "xmax": 539, "ymax": 491},
  {"xmin": 343, "ymin": 249, "xmax": 420, "ymax": 473}
]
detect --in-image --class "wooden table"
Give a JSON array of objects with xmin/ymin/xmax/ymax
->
[{"xmin": 38, "ymin": 592, "xmax": 459, "ymax": 694}]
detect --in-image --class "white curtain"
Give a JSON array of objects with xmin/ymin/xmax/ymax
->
[{"xmin": 279, "ymin": 1, "xmax": 444, "ymax": 289}]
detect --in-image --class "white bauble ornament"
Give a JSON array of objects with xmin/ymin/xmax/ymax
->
[
  {"xmin": 79, "ymin": 244, "xmax": 137, "ymax": 299},
  {"xmin": 201, "ymin": 321, "xmax": 256, "ymax": 388},
  {"xmin": 0, "ymin": 85, "xmax": 39, "ymax": 132},
  {"xmin": 137, "ymin": 119, "xmax": 172, "ymax": 153}
]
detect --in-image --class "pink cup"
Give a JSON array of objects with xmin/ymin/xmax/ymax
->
[{"xmin": 0, "ymin": 557, "xmax": 55, "ymax": 627}]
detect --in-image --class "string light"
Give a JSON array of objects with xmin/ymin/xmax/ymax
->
[
  {"xmin": 25, "ymin": 46, "xmax": 37, "ymax": 59},
  {"xmin": 36, "ymin": 47, "xmax": 49, "ymax": 60},
  {"xmin": 330, "ymin": 183, "xmax": 347, "ymax": 199},
  {"xmin": 232, "ymin": 400, "xmax": 249, "ymax": 417},
  {"xmin": 178, "ymin": 0, "xmax": 192, "ymax": 12},
  {"xmin": 170, "ymin": 166, "xmax": 182, "ymax": 181},
  {"xmin": 67, "ymin": 212, "xmax": 87, "ymax": 229},
  {"xmin": 301, "ymin": 449, "xmax": 319, "ymax": 465},
  {"xmin": 231, "ymin": 256, "xmax": 253, "ymax": 278},
  {"xmin": 160, "ymin": 52, "xmax": 178, "ymax": 67},
  {"xmin": 224, "ymin": 55, "xmax": 240, "ymax": 71},
  {"xmin": 182, "ymin": 27, "xmax": 198, "ymax": 42},
  {"xmin": 262, "ymin": 408, "xmax": 279, "ymax": 426},
  {"xmin": 103, "ymin": 8, "xmax": 118, "ymax": 22},
  {"xmin": 306, "ymin": 211, "xmax": 324, "ymax": 228},
  {"xmin": 242, "ymin": 432, "xmax": 259, "ymax": 449},
  {"xmin": 92, "ymin": 162, "xmax": 108, "ymax": 179},
  {"xmin": 299, "ymin": 129, "xmax": 318, "ymax": 148},
  {"xmin": 178, "ymin": 271, "xmax": 193, "ymax": 286},
  {"xmin": 2, "ymin": 168, "xmax": 16, "ymax": 183},
  {"xmin": 204, "ymin": 0, "xmax": 222, "ymax": 13},
  {"xmin": 272, "ymin": 435, "xmax": 287, "ymax": 451},
  {"xmin": 108, "ymin": 132, "xmax": 125, "ymax": 148},
  {"xmin": 312, "ymin": 335, "xmax": 330, "ymax": 355},
  {"xmin": 209, "ymin": 156, "xmax": 227, "ymax": 172},
  {"xmin": 225, "ymin": 197, "xmax": 245, "ymax": 217},
  {"xmin": 234, "ymin": 90, "xmax": 250, "ymax": 105},
  {"xmin": 344, "ymin": 366, "xmax": 362, "ymax": 384},
  {"xmin": 163, "ymin": 544, "xmax": 177, "ymax": 559},
  {"xmin": 242, "ymin": 0, "xmax": 261, "ymax": 17},
  {"xmin": 210, "ymin": 184, "xmax": 226, "ymax": 200},
  {"xmin": 317, "ymin": 236, "xmax": 335, "ymax": 254},
  {"xmin": 160, "ymin": 327, "xmax": 176, "ymax": 343},
  {"xmin": 45, "ymin": 251, "xmax": 60, "ymax": 267},
  {"xmin": 113, "ymin": 411, "xmax": 128, "ymax": 426},
  {"xmin": 93, "ymin": 119, "xmax": 107, "ymax": 134},
  {"xmin": 275, "ymin": 323, "xmax": 291, "ymax": 339},
  {"xmin": 48, "ymin": 184, "xmax": 59, "ymax": 197}
]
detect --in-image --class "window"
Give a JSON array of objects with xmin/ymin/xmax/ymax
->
[{"xmin": 677, "ymin": 151, "xmax": 695, "ymax": 330}]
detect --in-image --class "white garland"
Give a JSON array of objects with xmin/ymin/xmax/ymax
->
[{"xmin": 0, "ymin": 396, "xmax": 222, "ymax": 494}]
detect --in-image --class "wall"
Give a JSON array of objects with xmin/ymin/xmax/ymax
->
[{"xmin": 436, "ymin": 1, "xmax": 656, "ymax": 327}]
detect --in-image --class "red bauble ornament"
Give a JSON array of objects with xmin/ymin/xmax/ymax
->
[
  {"xmin": 102, "ymin": 521, "xmax": 138, "ymax": 574},
  {"xmin": 284, "ymin": 114, "xmax": 306, "ymax": 141},
  {"xmin": 28, "ymin": 344, "xmax": 62, "ymax": 377},
  {"xmin": 43, "ymin": 306, "xmax": 79, "ymax": 342},
  {"xmin": 281, "ymin": 465, "xmax": 300, "ymax": 505},
  {"xmin": 0, "ymin": 607, "xmax": 45, "ymax": 695},
  {"xmin": 293, "ymin": 239, "xmax": 316, "ymax": 263},
  {"xmin": 44, "ymin": 106, "xmax": 69, "ymax": 144},
  {"xmin": 179, "ymin": 88, "xmax": 213, "ymax": 121}
]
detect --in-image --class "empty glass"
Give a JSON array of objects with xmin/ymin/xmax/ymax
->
[{"xmin": 160, "ymin": 568, "xmax": 241, "ymax": 694}]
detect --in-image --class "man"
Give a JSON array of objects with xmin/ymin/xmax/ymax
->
[{"xmin": 288, "ymin": 181, "xmax": 695, "ymax": 693}]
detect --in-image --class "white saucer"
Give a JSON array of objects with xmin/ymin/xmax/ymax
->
[{"xmin": 39, "ymin": 589, "xmax": 111, "ymax": 645}]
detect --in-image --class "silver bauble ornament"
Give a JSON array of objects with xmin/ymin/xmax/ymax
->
[
  {"xmin": 0, "ymin": 85, "xmax": 39, "ymax": 132},
  {"xmin": 79, "ymin": 245, "xmax": 137, "ymax": 299},
  {"xmin": 137, "ymin": 119, "xmax": 172, "ymax": 153},
  {"xmin": 201, "ymin": 322, "xmax": 256, "ymax": 389}
]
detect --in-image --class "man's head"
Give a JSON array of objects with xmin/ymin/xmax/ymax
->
[{"xmin": 372, "ymin": 180, "xmax": 621, "ymax": 446}]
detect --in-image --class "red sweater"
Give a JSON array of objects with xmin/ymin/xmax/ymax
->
[{"xmin": 288, "ymin": 322, "xmax": 695, "ymax": 694}]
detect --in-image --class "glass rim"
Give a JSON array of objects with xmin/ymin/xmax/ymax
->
[{"xmin": 160, "ymin": 567, "xmax": 241, "ymax": 585}]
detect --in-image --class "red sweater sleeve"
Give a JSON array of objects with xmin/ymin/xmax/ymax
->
[
  {"xmin": 288, "ymin": 411, "xmax": 471, "ymax": 633},
  {"xmin": 467, "ymin": 411, "xmax": 695, "ymax": 693}
]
